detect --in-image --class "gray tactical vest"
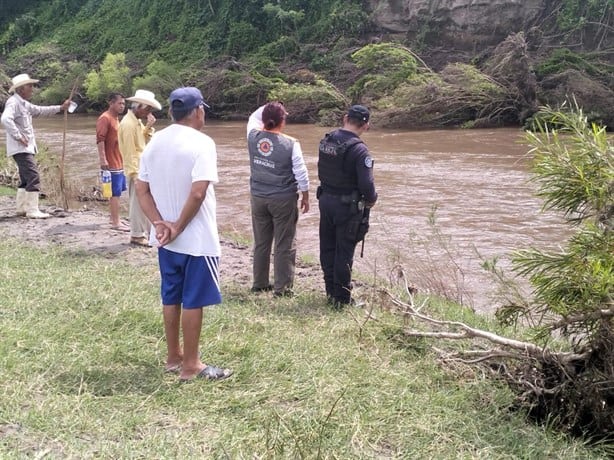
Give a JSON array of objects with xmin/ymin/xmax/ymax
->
[{"xmin": 248, "ymin": 129, "xmax": 298, "ymax": 198}]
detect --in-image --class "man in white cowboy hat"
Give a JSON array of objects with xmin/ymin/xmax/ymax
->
[
  {"xmin": 1, "ymin": 73, "xmax": 72, "ymax": 218},
  {"xmin": 118, "ymin": 89, "xmax": 162, "ymax": 246}
]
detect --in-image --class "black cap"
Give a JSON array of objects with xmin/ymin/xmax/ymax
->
[{"xmin": 347, "ymin": 105, "xmax": 370, "ymax": 122}]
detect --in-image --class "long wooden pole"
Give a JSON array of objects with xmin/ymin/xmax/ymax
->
[{"xmin": 60, "ymin": 80, "xmax": 79, "ymax": 211}]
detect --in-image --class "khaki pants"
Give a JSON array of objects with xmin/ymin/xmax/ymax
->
[
  {"xmin": 128, "ymin": 175, "xmax": 150, "ymax": 238},
  {"xmin": 250, "ymin": 194, "xmax": 299, "ymax": 294}
]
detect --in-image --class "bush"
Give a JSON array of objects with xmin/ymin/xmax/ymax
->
[
  {"xmin": 131, "ymin": 59, "xmax": 181, "ymax": 105},
  {"xmin": 268, "ymin": 79, "xmax": 348, "ymax": 123},
  {"xmin": 84, "ymin": 52, "xmax": 131, "ymax": 105},
  {"xmin": 349, "ymin": 43, "xmax": 421, "ymax": 100},
  {"xmin": 38, "ymin": 61, "xmax": 88, "ymax": 106},
  {"xmin": 536, "ymin": 48, "xmax": 612, "ymax": 82}
]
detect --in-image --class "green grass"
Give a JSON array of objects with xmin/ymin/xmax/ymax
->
[
  {"xmin": 0, "ymin": 240, "xmax": 609, "ymax": 458},
  {"xmin": 0, "ymin": 185, "xmax": 15, "ymax": 196}
]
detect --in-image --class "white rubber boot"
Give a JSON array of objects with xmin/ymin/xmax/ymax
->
[
  {"xmin": 16, "ymin": 188, "xmax": 26, "ymax": 216},
  {"xmin": 25, "ymin": 191, "xmax": 50, "ymax": 219}
]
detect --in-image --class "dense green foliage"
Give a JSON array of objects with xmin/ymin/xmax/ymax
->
[
  {"xmin": 557, "ymin": 0, "xmax": 613, "ymax": 31},
  {"xmin": 84, "ymin": 52, "xmax": 131, "ymax": 102},
  {"xmin": 0, "ymin": 0, "xmax": 369, "ymax": 66},
  {"xmin": 349, "ymin": 43, "xmax": 421, "ymax": 99},
  {"xmin": 0, "ymin": 0, "xmax": 611, "ymax": 126},
  {"xmin": 0, "ymin": 0, "xmax": 371, "ymax": 113},
  {"xmin": 510, "ymin": 106, "xmax": 613, "ymax": 340}
]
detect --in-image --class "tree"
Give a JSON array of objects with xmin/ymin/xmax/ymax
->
[
  {"xmin": 385, "ymin": 103, "xmax": 614, "ymax": 440},
  {"xmin": 84, "ymin": 53, "xmax": 131, "ymax": 106},
  {"xmin": 509, "ymin": 103, "xmax": 613, "ymax": 337}
]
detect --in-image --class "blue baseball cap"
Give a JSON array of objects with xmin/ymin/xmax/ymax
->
[{"xmin": 169, "ymin": 87, "xmax": 210, "ymax": 118}]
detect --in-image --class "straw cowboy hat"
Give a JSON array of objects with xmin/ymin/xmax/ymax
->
[
  {"xmin": 9, "ymin": 73, "xmax": 40, "ymax": 93},
  {"xmin": 126, "ymin": 89, "xmax": 162, "ymax": 111}
]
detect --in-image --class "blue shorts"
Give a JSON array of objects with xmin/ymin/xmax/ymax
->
[
  {"xmin": 111, "ymin": 171, "xmax": 126, "ymax": 197},
  {"xmin": 158, "ymin": 248, "xmax": 222, "ymax": 308}
]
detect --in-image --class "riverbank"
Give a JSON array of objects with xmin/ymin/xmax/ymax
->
[
  {"xmin": 0, "ymin": 194, "xmax": 323, "ymax": 294},
  {"xmin": 0, "ymin": 211, "xmax": 608, "ymax": 458}
]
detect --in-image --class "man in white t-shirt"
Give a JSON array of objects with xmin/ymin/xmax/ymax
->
[{"xmin": 136, "ymin": 87, "xmax": 232, "ymax": 382}]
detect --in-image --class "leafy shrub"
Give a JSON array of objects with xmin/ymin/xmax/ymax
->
[
  {"xmin": 84, "ymin": 52, "xmax": 131, "ymax": 105},
  {"xmin": 262, "ymin": 3, "xmax": 305, "ymax": 34},
  {"xmin": 225, "ymin": 21, "xmax": 261, "ymax": 57},
  {"xmin": 349, "ymin": 43, "xmax": 421, "ymax": 99},
  {"xmin": 39, "ymin": 61, "xmax": 88, "ymax": 105},
  {"xmin": 132, "ymin": 59, "xmax": 181, "ymax": 105},
  {"xmin": 556, "ymin": 0, "xmax": 612, "ymax": 31},
  {"xmin": 536, "ymin": 48, "xmax": 613, "ymax": 82},
  {"xmin": 0, "ymin": 13, "xmax": 39, "ymax": 54},
  {"xmin": 255, "ymin": 36, "xmax": 301, "ymax": 61},
  {"xmin": 268, "ymin": 79, "xmax": 348, "ymax": 123},
  {"xmin": 202, "ymin": 69, "xmax": 279, "ymax": 116},
  {"xmin": 308, "ymin": 1, "xmax": 369, "ymax": 41}
]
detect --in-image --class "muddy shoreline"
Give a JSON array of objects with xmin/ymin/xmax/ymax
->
[{"xmin": 0, "ymin": 196, "xmax": 324, "ymax": 296}]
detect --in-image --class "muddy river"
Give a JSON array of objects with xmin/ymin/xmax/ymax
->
[{"xmin": 2, "ymin": 116, "xmax": 569, "ymax": 312}]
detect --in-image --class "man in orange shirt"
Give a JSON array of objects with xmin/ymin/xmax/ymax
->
[{"xmin": 96, "ymin": 93, "xmax": 127, "ymax": 231}]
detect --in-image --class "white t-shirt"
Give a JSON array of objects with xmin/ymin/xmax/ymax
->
[{"xmin": 138, "ymin": 124, "xmax": 220, "ymax": 257}]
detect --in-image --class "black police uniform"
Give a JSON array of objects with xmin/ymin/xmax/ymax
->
[{"xmin": 317, "ymin": 128, "xmax": 377, "ymax": 306}]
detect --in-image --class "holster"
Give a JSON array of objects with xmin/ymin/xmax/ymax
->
[{"xmin": 347, "ymin": 207, "xmax": 370, "ymax": 243}]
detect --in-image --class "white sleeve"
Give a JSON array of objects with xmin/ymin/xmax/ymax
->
[
  {"xmin": 246, "ymin": 105, "xmax": 265, "ymax": 137},
  {"xmin": 0, "ymin": 99, "xmax": 21, "ymax": 139},
  {"xmin": 291, "ymin": 141, "xmax": 309, "ymax": 192},
  {"xmin": 26, "ymin": 100, "xmax": 61, "ymax": 117}
]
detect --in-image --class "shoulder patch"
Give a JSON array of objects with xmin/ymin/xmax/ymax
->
[{"xmin": 364, "ymin": 156, "xmax": 373, "ymax": 168}]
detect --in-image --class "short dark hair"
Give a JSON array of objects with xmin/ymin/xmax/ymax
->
[
  {"xmin": 262, "ymin": 102, "xmax": 287, "ymax": 130},
  {"xmin": 107, "ymin": 92, "xmax": 124, "ymax": 103}
]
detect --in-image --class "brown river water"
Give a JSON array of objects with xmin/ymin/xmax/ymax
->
[{"xmin": 2, "ymin": 116, "xmax": 569, "ymax": 312}]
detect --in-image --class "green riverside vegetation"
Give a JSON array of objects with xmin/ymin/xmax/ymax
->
[
  {"xmin": 0, "ymin": 240, "xmax": 610, "ymax": 458},
  {"xmin": 1, "ymin": 1, "xmax": 611, "ymax": 127}
]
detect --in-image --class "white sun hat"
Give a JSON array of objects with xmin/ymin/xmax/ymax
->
[
  {"xmin": 9, "ymin": 73, "xmax": 40, "ymax": 93},
  {"xmin": 126, "ymin": 89, "xmax": 162, "ymax": 111}
]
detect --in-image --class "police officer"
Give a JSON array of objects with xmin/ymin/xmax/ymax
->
[{"xmin": 317, "ymin": 105, "xmax": 377, "ymax": 308}]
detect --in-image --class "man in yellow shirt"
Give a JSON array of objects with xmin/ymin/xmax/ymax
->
[{"xmin": 119, "ymin": 89, "xmax": 161, "ymax": 246}]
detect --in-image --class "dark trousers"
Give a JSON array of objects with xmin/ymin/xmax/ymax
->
[
  {"xmin": 13, "ymin": 152, "xmax": 41, "ymax": 192},
  {"xmin": 318, "ymin": 192, "xmax": 359, "ymax": 304}
]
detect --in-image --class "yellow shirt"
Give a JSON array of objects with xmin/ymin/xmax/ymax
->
[{"xmin": 118, "ymin": 110, "xmax": 154, "ymax": 178}]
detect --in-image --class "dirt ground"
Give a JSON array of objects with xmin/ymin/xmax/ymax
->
[{"xmin": 0, "ymin": 195, "xmax": 324, "ymax": 293}]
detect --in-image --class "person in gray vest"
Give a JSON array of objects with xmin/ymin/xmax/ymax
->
[
  {"xmin": 1, "ymin": 73, "xmax": 72, "ymax": 218},
  {"xmin": 317, "ymin": 105, "xmax": 377, "ymax": 308},
  {"xmin": 246, "ymin": 102, "xmax": 310, "ymax": 297}
]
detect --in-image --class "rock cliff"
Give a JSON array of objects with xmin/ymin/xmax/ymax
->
[
  {"xmin": 368, "ymin": 0, "xmax": 546, "ymax": 49},
  {"xmin": 365, "ymin": 0, "xmax": 613, "ymax": 128}
]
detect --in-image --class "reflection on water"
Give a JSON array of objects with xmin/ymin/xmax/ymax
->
[{"xmin": 0, "ymin": 116, "xmax": 569, "ymax": 312}]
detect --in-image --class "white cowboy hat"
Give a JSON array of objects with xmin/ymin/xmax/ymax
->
[
  {"xmin": 126, "ymin": 89, "xmax": 162, "ymax": 111},
  {"xmin": 9, "ymin": 73, "xmax": 40, "ymax": 93}
]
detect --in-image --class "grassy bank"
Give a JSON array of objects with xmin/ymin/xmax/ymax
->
[{"xmin": 0, "ymin": 240, "xmax": 607, "ymax": 458}]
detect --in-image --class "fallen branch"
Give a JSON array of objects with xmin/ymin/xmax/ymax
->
[
  {"xmin": 383, "ymin": 289, "xmax": 589, "ymax": 363},
  {"xmin": 548, "ymin": 306, "xmax": 614, "ymax": 331}
]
